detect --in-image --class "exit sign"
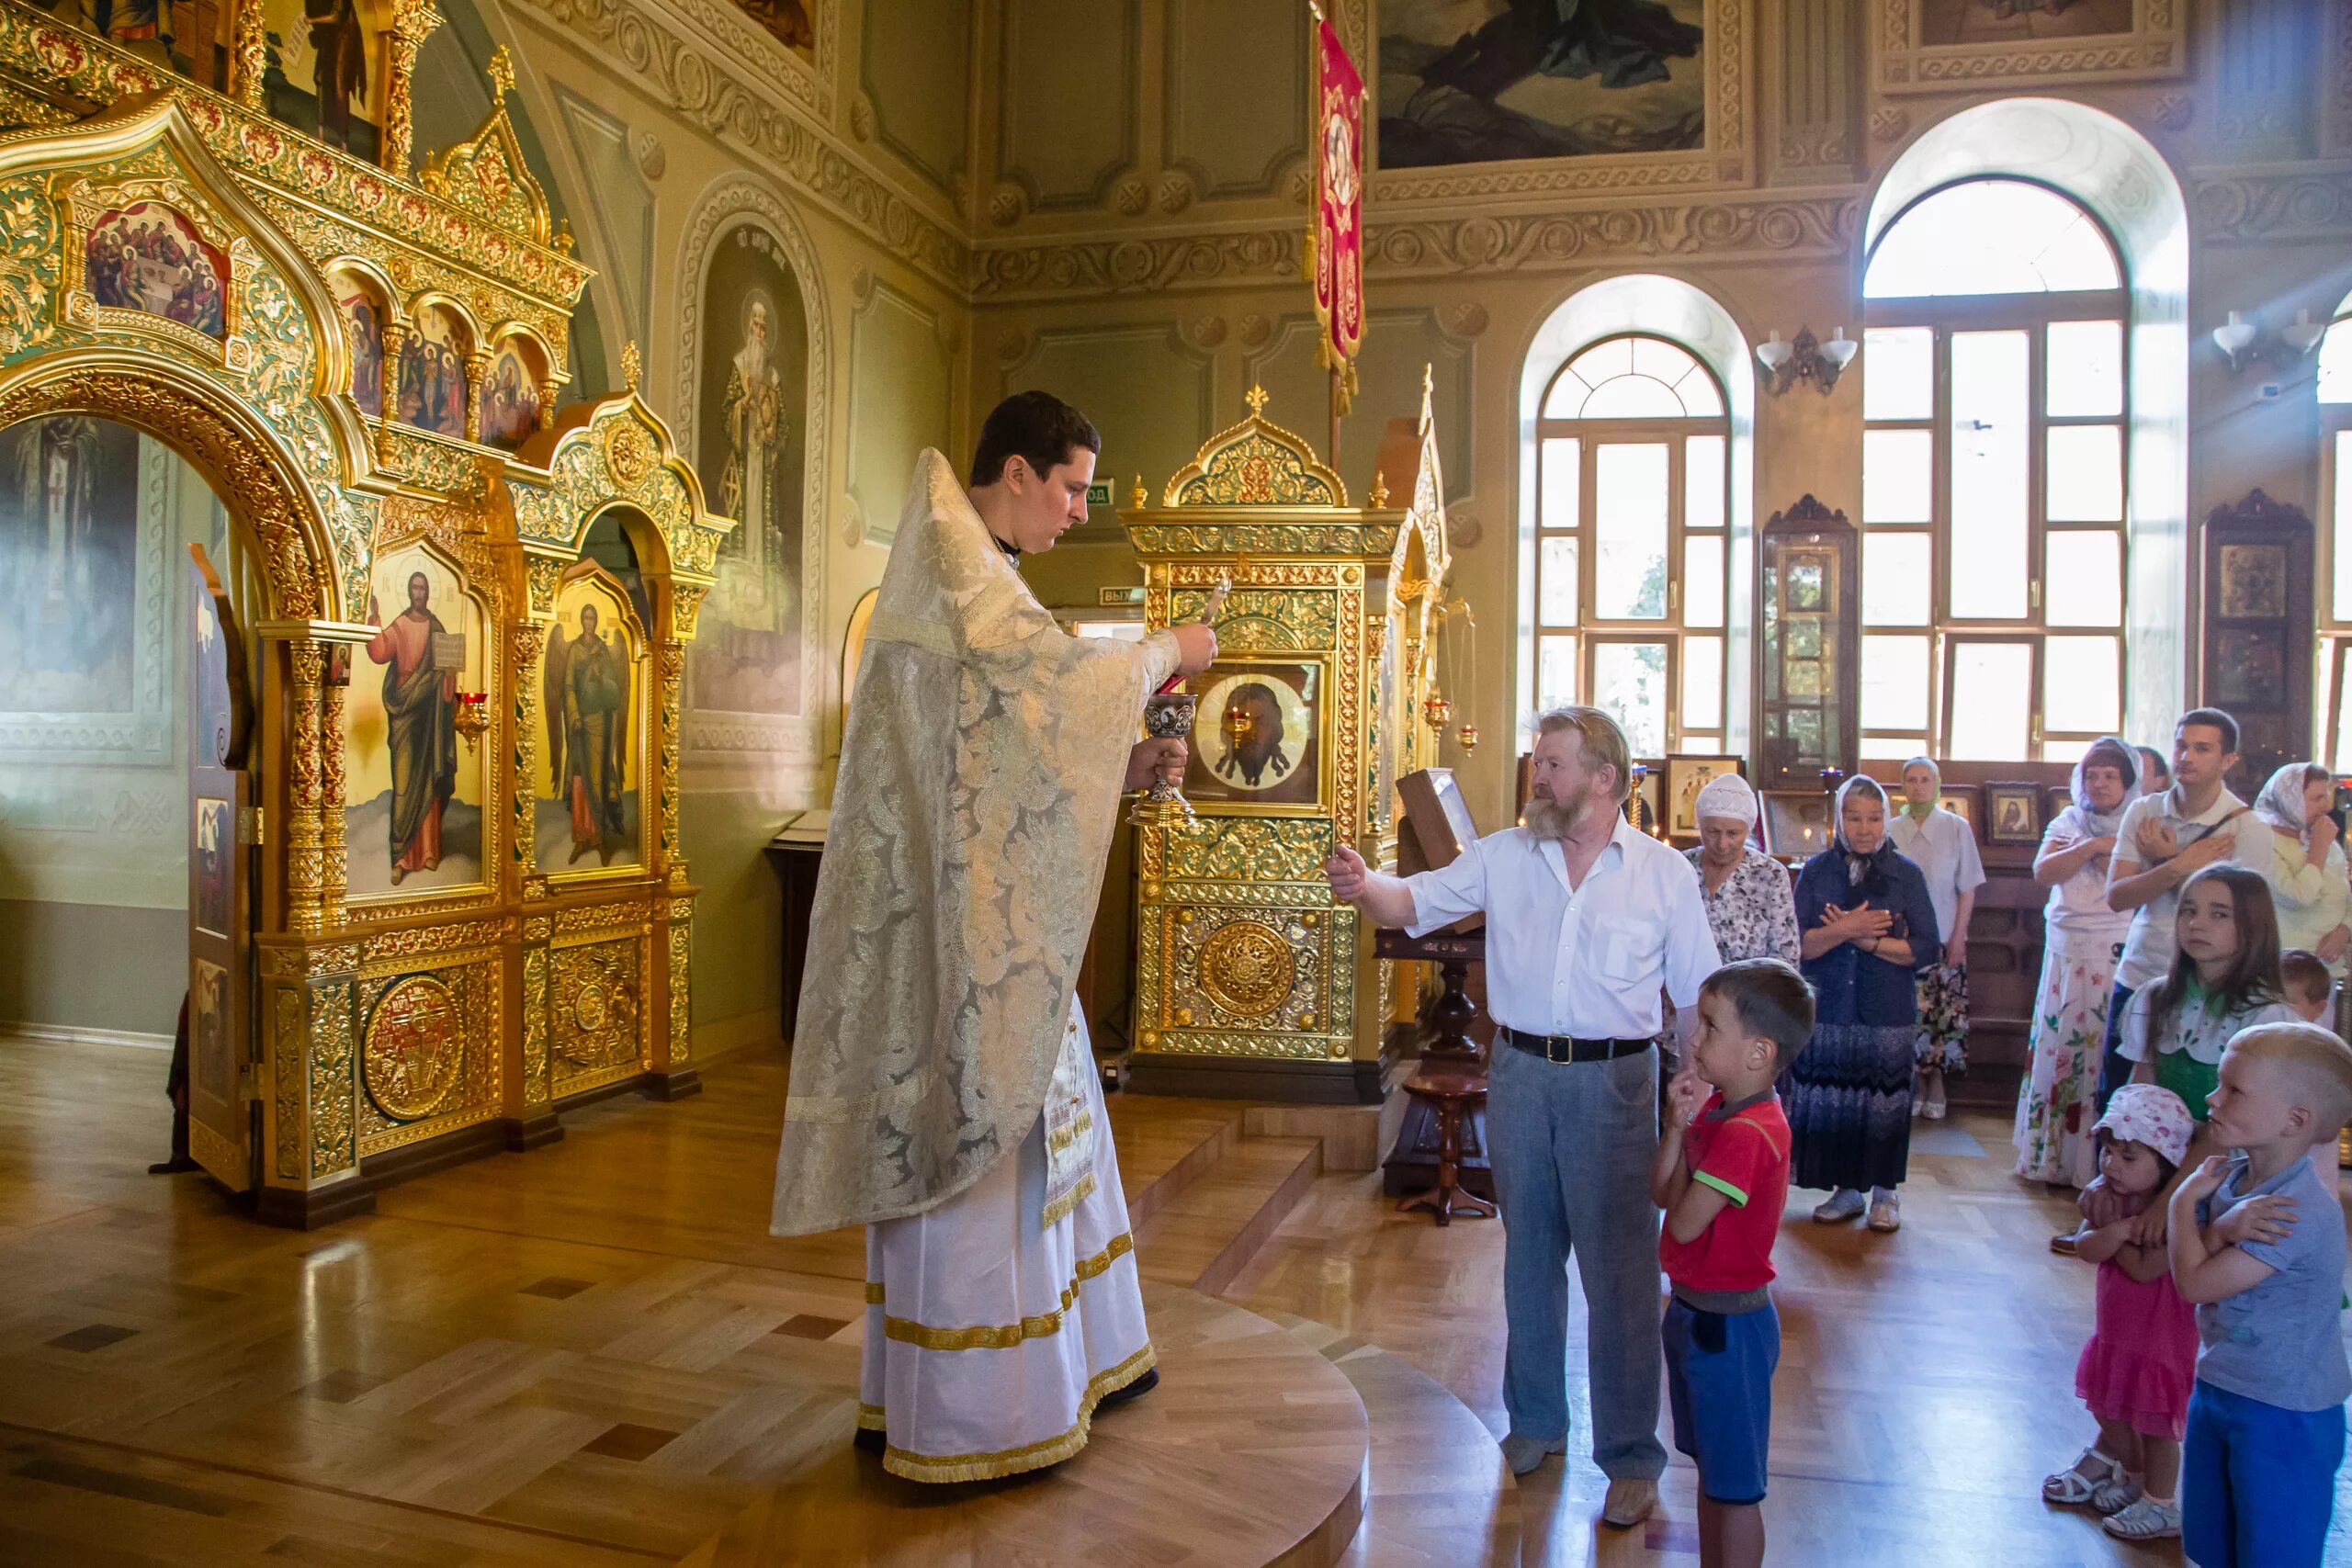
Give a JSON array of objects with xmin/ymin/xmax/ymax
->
[{"xmin": 1086, "ymin": 481, "xmax": 1113, "ymax": 507}]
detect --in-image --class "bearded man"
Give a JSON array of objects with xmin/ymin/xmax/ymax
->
[
  {"xmin": 364, "ymin": 572, "xmax": 458, "ymax": 885},
  {"xmin": 771, "ymin": 391, "xmax": 1215, "ymax": 1483},
  {"xmin": 1326, "ymin": 705, "xmax": 1718, "ymax": 1529}
]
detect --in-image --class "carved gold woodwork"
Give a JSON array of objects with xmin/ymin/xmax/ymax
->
[
  {"xmin": 0, "ymin": 38, "xmax": 731, "ymax": 1213},
  {"xmin": 1123, "ymin": 386, "xmax": 1449, "ymax": 1082}
]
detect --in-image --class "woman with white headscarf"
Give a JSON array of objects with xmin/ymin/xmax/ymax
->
[
  {"xmin": 2252, "ymin": 761, "xmax": 2350, "ymax": 972},
  {"xmin": 1684, "ymin": 773, "xmax": 1801, "ymax": 965},
  {"xmin": 2015, "ymin": 737, "xmax": 2139, "ymax": 1195},
  {"xmin": 1784, "ymin": 775, "xmax": 1941, "ymax": 1234}
]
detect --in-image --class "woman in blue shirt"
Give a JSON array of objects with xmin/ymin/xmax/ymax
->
[{"xmin": 1786, "ymin": 775, "xmax": 1941, "ymax": 1234}]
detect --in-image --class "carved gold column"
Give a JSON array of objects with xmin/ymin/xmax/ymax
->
[
  {"xmin": 318, "ymin": 666, "xmax": 347, "ymax": 928},
  {"xmin": 383, "ymin": 0, "xmax": 445, "ymax": 177},
  {"xmin": 655, "ymin": 640, "xmax": 684, "ymax": 877},
  {"xmin": 227, "ymin": 0, "xmax": 266, "ymax": 108},
  {"xmin": 286, "ymin": 639, "xmax": 328, "ymax": 935},
  {"xmin": 507, "ymin": 617, "xmax": 543, "ymax": 879}
]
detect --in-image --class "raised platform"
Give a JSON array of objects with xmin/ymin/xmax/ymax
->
[{"xmin": 4, "ymin": 1035, "xmax": 1501, "ymax": 1568}]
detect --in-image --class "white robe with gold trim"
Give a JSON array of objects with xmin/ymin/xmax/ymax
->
[{"xmin": 858, "ymin": 1005, "xmax": 1152, "ymax": 1483}]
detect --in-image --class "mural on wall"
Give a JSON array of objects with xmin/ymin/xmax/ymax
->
[
  {"xmin": 344, "ymin": 544, "xmax": 484, "ymax": 896},
  {"xmin": 0, "ymin": 417, "xmax": 141, "ymax": 715},
  {"xmin": 1377, "ymin": 0, "xmax": 1705, "ymax": 169},
  {"xmin": 538, "ymin": 574, "xmax": 639, "ymax": 873},
  {"xmin": 335, "ymin": 279, "xmax": 387, "ymax": 418},
  {"xmin": 1920, "ymin": 0, "xmax": 2131, "ymax": 47},
  {"xmin": 85, "ymin": 202, "xmax": 227, "ymax": 336},
  {"xmin": 477, "ymin": 339, "xmax": 544, "ymax": 449},
  {"xmin": 693, "ymin": 223, "xmax": 808, "ymax": 718},
  {"xmin": 730, "ymin": 0, "xmax": 814, "ymax": 59},
  {"xmin": 398, "ymin": 304, "xmax": 470, "ymax": 440}
]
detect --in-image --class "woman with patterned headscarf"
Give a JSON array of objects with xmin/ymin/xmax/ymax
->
[
  {"xmin": 2016, "ymin": 737, "xmax": 2139, "ymax": 1200},
  {"xmin": 1683, "ymin": 772, "xmax": 1801, "ymax": 967},
  {"xmin": 1784, "ymin": 775, "xmax": 1941, "ymax": 1234},
  {"xmin": 2251, "ymin": 761, "xmax": 2349, "ymax": 977}
]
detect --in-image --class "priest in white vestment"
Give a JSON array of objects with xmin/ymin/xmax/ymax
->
[{"xmin": 771, "ymin": 391, "xmax": 1216, "ymax": 1483}]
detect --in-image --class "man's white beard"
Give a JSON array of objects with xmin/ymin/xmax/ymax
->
[{"xmin": 1523, "ymin": 794, "xmax": 1588, "ymax": 840}]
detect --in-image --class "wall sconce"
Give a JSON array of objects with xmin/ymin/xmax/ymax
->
[
  {"xmin": 2212, "ymin": 308, "xmax": 2329, "ymax": 373},
  {"xmin": 1756, "ymin": 325, "xmax": 1858, "ymax": 396}
]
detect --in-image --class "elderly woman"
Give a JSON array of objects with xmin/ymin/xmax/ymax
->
[
  {"xmin": 1889, "ymin": 756, "xmax": 1985, "ymax": 1121},
  {"xmin": 2014, "ymin": 737, "xmax": 2139, "ymax": 1194},
  {"xmin": 2253, "ymin": 761, "xmax": 2350, "ymax": 973},
  {"xmin": 1685, "ymin": 773, "xmax": 1801, "ymax": 965},
  {"xmin": 1785, "ymin": 775, "xmax": 1941, "ymax": 1235}
]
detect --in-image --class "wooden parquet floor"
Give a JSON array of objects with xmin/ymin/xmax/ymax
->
[
  {"xmin": 10, "ymin": 1031, "xmax": 2352, "ymax": 1566},
  {"xmin": 1227, "ymin": 1114, "xmax": 2352, "ymax": 1567}
]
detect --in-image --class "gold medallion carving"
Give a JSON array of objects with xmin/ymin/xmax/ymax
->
[
  {"xmin": 605, "ymin": 421, "xmax": 655, "ymax": 489},
  {"xmin": 574, "ymin": 980, "xmax": 609, "ymax": 1032},
  {"xmin": 362, "ymin": 974, "xmax": 464, "ymax": 1120},
  {"xmin": 1196, "ymin": 920, "xmax": 1295, "ymax": 1019}
]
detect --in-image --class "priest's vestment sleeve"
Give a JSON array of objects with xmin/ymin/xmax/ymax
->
[{"xmin": 771, "ymin": 449, "xmax": 1178, "ymax": 1236}]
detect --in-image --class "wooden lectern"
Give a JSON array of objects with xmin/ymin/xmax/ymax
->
[{"xmin": 1380, "ymin": 768, "xmax": 1494, "ymax": 1201}]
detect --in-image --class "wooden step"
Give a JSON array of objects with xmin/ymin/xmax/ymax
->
[
  {"xmin": 1135, "ymin": 1134, "xmax": 1323, "ymax": 1297},
  {"xmin": 1111, "ymin": 1097, "xmax": 1245, "ymax": 1231}
]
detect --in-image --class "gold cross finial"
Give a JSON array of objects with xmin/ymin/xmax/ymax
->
[
  {"xmin": 487, "ymin": 44, "xmax": 514, "ymax": 99},
  {"xmin": 1131, "ymin": 473, "xmax": 1147, "ymax": 509},
  {"xmin": 621, "ymin": 340, "xmax": 641, "ymax": 392},
  {"xmin": 1369, "ymin": 468, "xmax": 1389, "ymax": 508},
  {"xmin": 1244, "ymin": 383, "xmax": 1269, "ymax": 418}
]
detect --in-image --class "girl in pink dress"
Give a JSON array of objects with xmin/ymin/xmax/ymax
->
[{"xmin": 2041, "ymin": 1083, "xmax": 2199, "ymax": 1543}]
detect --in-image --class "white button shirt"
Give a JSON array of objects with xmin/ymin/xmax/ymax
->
[{"xmin": 1404, "ymin": 818, "xmax": 1722, "ymax": 1039}]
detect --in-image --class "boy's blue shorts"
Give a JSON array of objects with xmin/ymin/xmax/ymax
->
[
  {"xmin": 1663, "ymin": 1294, "xmax": 1780, "ymax": 1506},
  {"xmin": 2183, "ymin": 1381, "xmax": 2346, "ymax": 1568}
]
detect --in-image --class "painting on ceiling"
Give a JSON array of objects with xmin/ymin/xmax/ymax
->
[
  {"xmin": 1377, "ymin": 0, "xmax": 1705, "ymax": 169},
  {"xmin": 729, "ymin": 0, "xmax": 815, "ymax": 60},
  {"xmin": 1920, "ymin": 0, "xmax": 2132, "ymax": 47},
  {"xmin": 691, "ymin": 222, "xmax": 808, "ymax": 720}
]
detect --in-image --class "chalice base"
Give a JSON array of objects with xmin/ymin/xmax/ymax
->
[{"xmin": 1127, "ymin": 787, "xmax": 1198, "ymax": 829}]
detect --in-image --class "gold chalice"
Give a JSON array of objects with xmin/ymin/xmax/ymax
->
[{"xmin": 1128, "ymin": 693, "xmax": 1200, "ymax": 828}]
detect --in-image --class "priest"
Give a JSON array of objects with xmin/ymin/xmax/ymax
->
[{"xmin": 771, "ymin": 391, "xmax": 1216, "ymax": 1483}]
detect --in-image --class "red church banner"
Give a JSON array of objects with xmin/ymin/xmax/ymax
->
[{"xmin": 1309, "ymin": 12, "xmax": 1364, "ymax": 409}]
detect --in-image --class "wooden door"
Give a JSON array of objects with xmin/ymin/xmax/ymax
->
[{"xmin": 186, "ymin": 544, "xmax": 255, "ymax": 1191}]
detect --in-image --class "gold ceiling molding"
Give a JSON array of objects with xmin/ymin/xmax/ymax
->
[
  {"xmin": 512, "ymin": 0, "xmax": 965, "ymax": 292},
  {"xmin": 2190, "ymin": 166, "xmax": 2352, "ymax": 243},
  {"xmin": 970, "ymin": 195, "xmax": 1859, "ymax": 300},
  {"xmin": 1875, "ymin": 0, "xmax": 2182, "ymax": 93}
]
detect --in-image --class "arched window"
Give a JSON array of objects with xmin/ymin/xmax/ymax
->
[
  {"xmin": 2315, "ymin": 311, "xmax": 2352, "ymax": 769},
  {"xmin": 1526, "ymin": 334, "xmax": 1732, "ymax": 758},
  {"xmin": 1860, "ymin": 177, "xmax": 2129, "ymax": 763}
]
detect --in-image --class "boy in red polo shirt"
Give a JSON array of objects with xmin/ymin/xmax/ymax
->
[{"xmin": 1651, "ymin": 957, "xmax": 1813, "ymax": 1568}]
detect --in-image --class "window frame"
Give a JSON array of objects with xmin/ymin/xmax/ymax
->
[
  {"xmin": 1529, "ymin": 333, "xmax": 1732, "ymax": 755},
  {"xmin": 2317, "ymin": 411, "xmax": 2352, "ymax": 771},
  {"xmin": 1860, "ymin": 186, "xmax": 2132, "ymax": 762}
]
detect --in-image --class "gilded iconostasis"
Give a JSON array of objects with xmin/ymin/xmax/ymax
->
[{"xmin": 3, "ymin": 0, "xmax": 2349, "ymax": 1087}]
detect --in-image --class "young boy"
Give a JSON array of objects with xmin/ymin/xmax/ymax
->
[
  {"xmin": 2278, "ymin": 948, "xmax": 2333, "ymax": 1025},
  {"xmin": 1652, "ymin": 956, "xmax": 1815, "ymax": 1568},
  {"xmin": 2166, "ymin": 1021, "xmax": 2352, "ymax": 1568}
]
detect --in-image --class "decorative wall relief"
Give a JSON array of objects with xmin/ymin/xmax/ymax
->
[
  {"xmin": 537, "ymin": 571, "xmax": 641, "ymax": 874},
  {"xmin": 343, "ymin": 541, "xmax": 486, "ymax": 897},
  {"xmin": 1378, "ymin": 0, "xmax": 1711, "ymax": 172},
  {"xmin": 693, "ymin": 222, "xmax": 808, "ymax": 717},
  {"xmin": 1876, "ymin": 0, "xmax": 2181, "ymax": 92}
]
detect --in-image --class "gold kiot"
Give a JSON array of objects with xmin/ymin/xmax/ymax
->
[
  {"xmin": 867, "ymin": 1232, "xmax": 1135, "ymax": 1348},
  {"xmin": 871, "ymin": 1343, "xmax": 1159, "ymax": 1483}
]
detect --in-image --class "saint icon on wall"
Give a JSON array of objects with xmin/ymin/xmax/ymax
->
[
  {"xmin": 364, "ymin": 570, "xmax": 459, "ymax": 886},
  {"xmin": 1185, "ymin": 662, "xmax": 1322, "ymax": 808},
  {"xmin": 692, "ymin": 224, "xmax": 808, "ymax": 718},
  {"xmin": 85, "ymin": 203, "xmax": 227, "ymax": 338},
  {"xmin": 397, "ymin": 306, "xmax": 469, "ymax": 440},
  {"xmin": 542, "ymin": 586, "xmax": 636, "ymax": 869},
  {"xmin": 477, "ymin": 341, "xmax": 543, "ymax": 449},
  {"xmin": 338, "ymin": 286, "xmax": 385, "ymax": 417}
]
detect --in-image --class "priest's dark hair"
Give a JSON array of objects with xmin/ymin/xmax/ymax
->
[{"xmin": 969, "ymin": 390, "xmax": 1102, "ymax": 488}]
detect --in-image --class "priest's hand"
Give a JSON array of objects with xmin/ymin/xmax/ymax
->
[
  {"xmin": 1125, "ymin": 738, "xmax": 1186, "ymax": 791},
  {"xmin": 1171, "ymin": 621, "xmax": 1218, "ymax": 677}
]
